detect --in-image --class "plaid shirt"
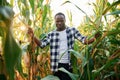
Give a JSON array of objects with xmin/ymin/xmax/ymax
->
[{"xmin": 40, "ymin": 27, "xmax": 86, "ymax": 72}]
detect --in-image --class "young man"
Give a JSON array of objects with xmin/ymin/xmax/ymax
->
[{"xmin": 28, "ymin": 12, "xmax": 100, "ymax": 80}]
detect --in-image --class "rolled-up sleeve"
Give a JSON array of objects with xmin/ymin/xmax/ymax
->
[
  {"xmin": 74, "ymin": 28, "xmax": 86, "ymax": 44},
  {"xmin": 40, "ymin": 33, "xmax": 50, "ymax": 48}
]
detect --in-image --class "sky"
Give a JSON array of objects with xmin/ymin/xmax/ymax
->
[
  {"xmin": 50, "ymin": 0, "xmax": 96, "ymax": 27},
  {"xmin": 6, "ymin": 0, "xmax": 95, "ymax": 27},
  {"xmin": 50, "ymin": 0, "xmax": 114, "ymax": 27},
  {"xmin": 7, "ymin": 0, "xmax": 113, "ymax": 27}
]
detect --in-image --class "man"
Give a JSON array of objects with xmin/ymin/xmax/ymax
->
[{"xmin": 28, "ymin": 12, "xmax": 100, "ymax": 80}]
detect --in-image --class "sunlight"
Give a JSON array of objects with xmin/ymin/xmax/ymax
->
[
  {"xmin": 50, "ymin": 0, "xmax": 114, "ymax": 27},
  {"xmin": 50, "ymin": 0, "xmax": 96, "ymax": 27},
  {"xmin": 1, "ymin": 0, "xmax": 120, "ymax": 80},
  {"xmin": 7, "ymin": 0, "xmax": 114, "ymax": 27}
]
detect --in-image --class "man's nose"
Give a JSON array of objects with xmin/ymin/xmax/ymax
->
[{"xmin": 58, "ymin": 22, "xmax": 62, "ymax": 24}]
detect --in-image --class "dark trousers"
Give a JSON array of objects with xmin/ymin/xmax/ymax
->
[{"xmin": 54, "ymin": 63, "xmax": 72, "ymax": 80}]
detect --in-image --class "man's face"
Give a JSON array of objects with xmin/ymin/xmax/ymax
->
[{"xmin": 55, "ymin": 15, "xmax": 66, "ymax": 31}]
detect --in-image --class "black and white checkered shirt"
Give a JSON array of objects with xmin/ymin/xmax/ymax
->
[{"xmin": 40, "ymin": 27, "xmax": 86, "ymax": 72}]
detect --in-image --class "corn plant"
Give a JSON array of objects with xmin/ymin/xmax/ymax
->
[
  {"xmin": 0, "ymin": 0, "xmax": 53, "ymax": 80},
  {"xmin": 14, "ymin": 0, "xmax": 54, "ymax": 80},
  {"xmin": 0, "ymin": 5, "xmax": 23, "ymax": 80},
  {"xmin": 0, "ymin": 0, "xmax": 120, "ymax": 80},
  {"xmin": 62, "ymin": 0, "xmax": 120, "ymax": 80}
]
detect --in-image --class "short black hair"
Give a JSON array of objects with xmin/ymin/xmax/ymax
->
[{"xmin": 54, "ymin": 12, "xmax": 65, "ymax": 19}]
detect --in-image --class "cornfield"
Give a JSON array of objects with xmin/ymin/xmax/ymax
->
[{"xmin": 0, "ymin": 0, "xmax": 120, "ymax": 80}]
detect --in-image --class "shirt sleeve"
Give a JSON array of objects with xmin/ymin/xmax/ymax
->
[
  {"xmin": 73, "ymin": 28, "xmax": 87, "ymax": 44},
  {"xmin": 40, "ymin": 33, "xmax": 51, "ymax": 48}
]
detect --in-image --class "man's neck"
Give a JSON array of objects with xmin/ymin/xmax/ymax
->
[{"xmin": 57, "ymin": 26, "xmax": 66, "ymax": 31}]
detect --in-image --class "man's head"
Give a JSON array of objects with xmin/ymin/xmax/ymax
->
[{"xmin": 54, "ymin": 12, "xmax": 66, "ymax": 31}]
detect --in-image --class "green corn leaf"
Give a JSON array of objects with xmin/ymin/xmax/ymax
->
[
  {"xmin": 61, "ymin": 1, "xmax": 70, "ymax": 5},
  {"xmin": 74, "ymin": 4, "xmax": 88, "ymax": 16},
  {"xmin": 92, "ymin": 59, "xmax": 119, "ymax": 78},
  {"xmin": 58, "ymin": 68, "xmax": 79, "ymax": 80},
  {"xmin": 69, "ymin": 49, "xmax": 87, "ymax": 67},
  {"xmin": 104, "ymin": 72, "xmax": 115, "ymax": 79},
  {"xmin": 37, "ymin": 0, "xmax": 44, "ymax": 7},
  {"xmin": 40, "ymin": 33, "xmax": 47, "ymax": 39},
  {"xmin": 106, "ymin": 10, "xmax": 120, "ymax": 15},
  {"xmin": 29, "ymin": 0, "xmax": 35, "ymax": 13},
  {"xmin": 42, "ymin": 5, "xmax": 48, "ymax": 27},
  {"xmin": 0, "ymin": 6, "xmax": 14, "ymax": 20},
  {"xmin": 0, "ymin": 27, "xmax": 4, "ymax": 37},
  {"xmin": 15, "ymin": 54, "xmax": 24, "ymax": 78},
  {"xmin": 71, "ymin": 53, "xmax": 78, "ymax": 73},
  {"xmin": 107, "ymin": 29, "xmax": 120, "ymax": 36},
  {"xmin": 40, "ymin": 0, "xmax": 44, "ymax": 5},
  {"xmin": 69, "ymin": 49, "xmax": 88, "ymax": 74},
  {"xmin": 62, "ymin": 1, "xmax": 88, "ymax": 16},
  {"xmin": 4, "ymin": 30, "xmax": 22, "ymax": 80},
  {"xmin": 4, "ymin": 29, "xmax": 22, "ymax": 80},
  {"xmin": 41, "ymin": 75, "xmax": 60, "ymax": 80},
  {"xmin": 102, "ymin": 1, "xmax": 120, "ymax": 15},
  {"xmin": 29, "ymin": 0, "xmax": 34, "ymax": 13},
  {"xmin": 0, "ymin": 0, "xmax": 8, "ymax": 6},
  {"xmin": 0, "ymin": 6, "xmax": 22, "ymax": 80}
]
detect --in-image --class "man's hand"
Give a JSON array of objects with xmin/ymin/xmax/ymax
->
[
  {"xmin": 27, "ymin": 27, "xmax": 41, "ymax": 46},
  {"xmin": 84, "ymin": 31, "xmax": 102, "ymax": 45},
  {"xmin": 27, "ymin": 27, "xmax": 34, "ymax": 38},
  {"xmin": 94, "ymin": 31, "xmax": 101, "ymax": 39}
]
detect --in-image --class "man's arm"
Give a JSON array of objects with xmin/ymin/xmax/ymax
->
[
  {"xmin": 33, "ymin": 37, "xmax": 41, "ymax": 46},
  {"xmin": 84, "ymin": 32, "xmax": 101, "ymax": 45}
]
